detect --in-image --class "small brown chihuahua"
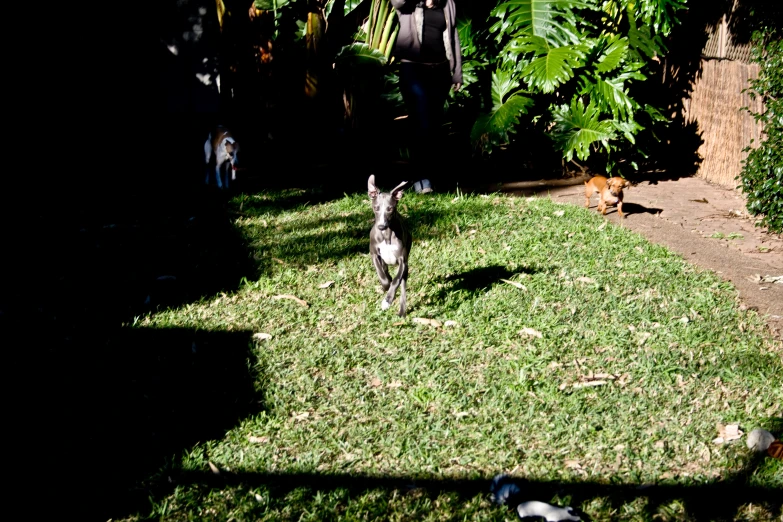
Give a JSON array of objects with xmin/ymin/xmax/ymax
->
[{"xmin": 584, "ymin": 175, "xmax": 631, "ymax": 218}]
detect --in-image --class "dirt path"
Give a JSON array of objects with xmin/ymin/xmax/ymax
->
[{"xmin": 469, "ymin": 175, "xmax": 783, "ymax": 339}]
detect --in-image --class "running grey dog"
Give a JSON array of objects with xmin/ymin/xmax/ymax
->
[{"xmin": 367, "ymin": 175, "xmax": 412, "ymax": 317}]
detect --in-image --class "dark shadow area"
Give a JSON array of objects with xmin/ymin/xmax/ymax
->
[
  {"xmin": 36, "ymin": 327, "xmax": 264, "ymax": 521},
  {"xmin": 126, "ymin": 455, "xmax": 781, "ymax": 521},
  {"xmin": 727, "ymin": 0, "xmax": 783, "ymax": 45},
  {"xmin": 6, "ymin": 118, "xmax": 266, "ymax": 521}
]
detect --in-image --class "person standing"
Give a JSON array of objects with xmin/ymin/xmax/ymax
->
[{"xmin": 391, "ymin": 0, "xmax": 463, "ymax": 193}]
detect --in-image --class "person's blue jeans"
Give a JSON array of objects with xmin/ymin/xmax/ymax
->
[{"xmin": 399, "ymin": 61, "xmax": 452, "ymax": 182}]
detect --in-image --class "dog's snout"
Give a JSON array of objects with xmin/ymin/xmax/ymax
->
[{"xmin": 377, "ymin": 223, "xmax": 388, "ymax": 231}]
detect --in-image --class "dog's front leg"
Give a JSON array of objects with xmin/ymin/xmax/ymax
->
[
  {"xmin": 204, "ymin": 139, "xmax": 213, "ymax": 185},
  {"xmin": 397, "ymin": 261, "xmax": 408, "ymax": 317},
  {"xmin": 215, "ymin": 163, "xmax": 223, "ymax": 189},
  {"xmin": 383, "ymin": 257, "xmax": 406, "ymax": 314},
  {"xmin": 372, "ymin": 254, "xmax": 392, "ymax": 292},
  {"xmin": 617, "ymin": 200, "xmax": 624, "ymax": 218}
]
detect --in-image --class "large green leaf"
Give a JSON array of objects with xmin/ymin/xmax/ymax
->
[
  {"xmin": 254, "ymin": 0, "xmax": 291, "ymax": 9},
  {"xmin": 550, "ymin": 97, "xmax": 617, "ymax": 161},
  {"xmin": 579, "ymin": 75, "xmax": 635, "ymax": 121},
  {"xmin": 334, "ymin": 43, "xmax": 387, "ymax": 69},
  {"xmin": 612, "ymin": 119, "xmax": 644, "ymax": 144},
  {"xmin": 595, "ymin": 35, "xmax": 628, "ymax": 73},
  {"xmin": 470, "ymin": 69, "xmax": 535, "ymax": 151},
  {"xmin": 635, "ymin": 0, "xmax": 686, "ymax": 35},
  {"xmin": 519, "ymin": 39, "xmax": 585, "ymax": 93},
  {"xmin": 490, "ymin": 0, "xmax": 595, "ymax": 47},
  {"xmin": 626, "ymin": 5, "xmax": 663, "ymax": 59},
  {"xmin": 344, "ymin": 0, "xmax": 363, "ymax": 16}
]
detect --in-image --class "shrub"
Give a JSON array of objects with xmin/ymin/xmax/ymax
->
[{"xmin": 739, "ymin": 27, "xmax": 783, "ymax": 234}]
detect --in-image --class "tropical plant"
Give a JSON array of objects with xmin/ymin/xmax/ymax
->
[
  {"xmin": 738, "ymin": 26, "xmax": 783, "ymax": 234},
  {"xmin": 470, "ymin": 0, "xmax": 685, "ymax": 175}
]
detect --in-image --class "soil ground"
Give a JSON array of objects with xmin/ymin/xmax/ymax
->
[{"xmin": 462, "ymin": 174, "xmax": 783, "ymax": 340}]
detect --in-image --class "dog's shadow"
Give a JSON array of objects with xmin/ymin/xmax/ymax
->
[
  {"xmin": 589, "ymin": 202, "xmax": 663, "ymax": 217},
  {"xmin": 436, "ymin": 265, "xmax": 537, "ymax": 300},
  {"xmin": 618, "ymin": 202, "xmax": 663, "ymax": 216}
]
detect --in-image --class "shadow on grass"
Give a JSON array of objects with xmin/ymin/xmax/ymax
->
[
  {"xmin": 126, "ymin": 452, "xmax": 782, "ymax": 521},
  {"xmin": 29, "ymin": 326, "xmax": 264, "ymax": 521},
  {"xmin": 7, "ymin": 170, "xmax": 266, "ymax": 518},
  {"xmin": 437, "ymin": 265, "xmax": 539, "ymax": 299}
]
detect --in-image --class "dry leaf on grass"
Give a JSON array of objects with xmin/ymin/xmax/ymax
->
[
  {"xmin": 253, "ymin": 332, "xmax": 272, "ymax": 341},
  {"xmin": 248, "ymin": 435, "xmax": 269, "ymax": 444},
  {"xmin": 597, "ymin": 222, "xmax": 607, "ymax": 231},
  {"xmin": 571, "ymin": 380, "xmax": 608, "ymax": 388},
  {"xmin": 370, "ymin": 377, "xmax": 382, "ymax": 388},
  {"xmin": 519, "ymin": 327, "xmax": 543, "ymax": 338},
  {"xmin": 208, "ymin": 462, "xmax": 221, "ymax": 475},
  {"xmin": 292, "ymin": 411, "xmax": 310, "ymax": 421},
  {"xmin": 500, "ymin": 279, "xmax": 527, "ymax": 291},
  {"xmin": 713, "ymin": 423, "xmax": 744, "ymax": 444},
  {"xmin": 272, "ymin": 294, "xmax": 309, "ymax": 307},
  {"xmin": 576, "ymin": 277, "xmax": 595, "ymax": 284},
  {"xmin": 700, "ymin": 446, "xmax": 711, "ymax": 462},
  {"xmin": 554, "ymin": 210, "xmax": 565, "ymax": 217},
  {"xmin": 386, "ymin": 380, "xmax": 403, "ymax": 388},
  {"xmin": 413, "ymin": 317, "xmax": 442, "ymax": 327},
  {"xmin": 444, "ymin": 320, "xmax": 459, "ymax": 328},
  {"xmin": 318, "ymin": 281, "xmax": 335, "ymax": 289},
  {"xmin": 560, "ymin": 373, "xmax": 617, "ymax": 390},
  {"xmin": 637, "ymin": 332, "xmax": 652, "ymax": 346}
]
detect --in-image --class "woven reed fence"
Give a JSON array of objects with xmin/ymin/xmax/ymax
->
[{"xmin": 682, "ymin": 13, "xmax": 764, "ymax": 188}]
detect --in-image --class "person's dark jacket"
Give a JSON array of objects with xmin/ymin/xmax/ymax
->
[{"xmin": 390, "ymin": 0, "xmax": 463, "ymax": 85}]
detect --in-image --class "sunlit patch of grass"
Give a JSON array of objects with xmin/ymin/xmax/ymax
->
[{"xmin": 127, "ymin": 190, "xmax": 783, "ymax": 521}]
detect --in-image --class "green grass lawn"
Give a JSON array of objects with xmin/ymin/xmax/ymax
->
[{"xmin": 124, "ymin": 187, "xmax": 782, "ymax": 521}]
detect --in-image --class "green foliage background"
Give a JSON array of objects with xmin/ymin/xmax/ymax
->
[{"xmin": 739, "ymin": 27, "xmax": 783, "ymax": 233}]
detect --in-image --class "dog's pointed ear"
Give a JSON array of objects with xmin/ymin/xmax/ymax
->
[
  {"xmin": 390, "ymin": 181, "xmax": 408, "ymax": 200},
  {"xmin": 368, "ymin": 175, "xmax": 378, "ymax": 199}
]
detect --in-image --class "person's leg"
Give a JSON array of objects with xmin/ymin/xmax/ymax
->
[
  {"xmin": 399, "ymin": 62, "xmax": 431, "ymax": 188},
  {"xmin": 418, "ymin": 62, "xmax": 452, "ymax": 189}
]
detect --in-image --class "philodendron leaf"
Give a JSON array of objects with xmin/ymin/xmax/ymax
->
[
  {"xmin": 580, "ymin": 75, "xmax": 635, "ymax": 121},
  {"xmin": 612, "ymin": 119, "xmax": 645, "ymax": 144},
  {"xmin": 471, "ymin": 69, "xmax": 535, "ymax": 152},
  {"xmin": 521, "ymin": 44, "xmax": 584, "ymax": 93},
  {"xmin": 626, "ymin": 4, "xmax": 663, "ymax": 59},
  {"xmin": 595, "ymin": 36, "xmax": 629, "ymax": 73},
  {"xmin": 491, "ymin": 0, "xmax": 595, "ymax": 47},
  {"xmin": 550, "ymin": 97, "xmax": 617, "ymax": 161}
]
